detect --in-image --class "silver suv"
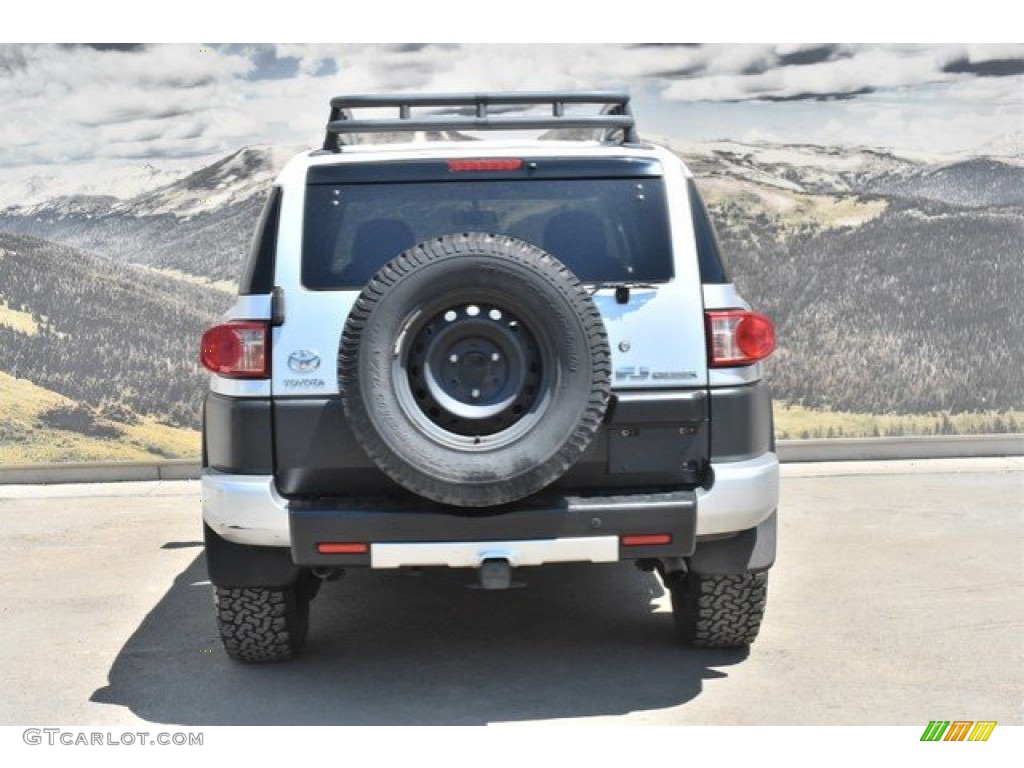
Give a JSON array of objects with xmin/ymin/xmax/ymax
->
[{"xmin": 199, "ymin": 92, "xmax": 778, "ymax": 663}]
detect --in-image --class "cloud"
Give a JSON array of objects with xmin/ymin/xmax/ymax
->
[
  {"xmin": 757, "ymin": 87, "xmax": 876, "ymax": 103},
  {"xmin": 273, "ymin": 43, "xmax": 630, "ymax": 93},
  {"xmin": 276, "ymin": 43, "xmax": 1019, "ymax": 107},
  {"xmin": 0, "ymin": 44, "xmax": 253, "ymax": 166},
  {"xmin": 650, "ymin": 44, "xmax": 1024, "ymax": 104},
  {"xmin": 220, "ymin": 44, "xmax": 303, "ymax": 81},
  {"xmin": 0, "ymin": 45, "xmax": 29, "ymax": 74},
  {"xmin": 775, "ymin": 44, "xmax": 848, "ymax": 69},
  {"xmin": 58, "ymin": 43, "xmax": 148, "ymax": 53},
  {"xmin": 943, "ymin": 57, "xmax": 1024, "ymax": 77},
  {"xmin": 0, "ymin": 43, "xmax": 1021, "ymax": 169},
  {"xmin": 658, "ymin": 45, "xmax": 932, "ymax": 102}
]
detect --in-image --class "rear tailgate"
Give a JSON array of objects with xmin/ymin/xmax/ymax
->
[{"xmin": 271, "ymin": 154, "xmax": 710, "ymax": 498}]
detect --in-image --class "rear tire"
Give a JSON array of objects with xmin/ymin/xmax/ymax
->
[
  {"xmin": 214, "ymin": 575, "xmax": 315, "ymax": 663},
  {"xmin": 669, "ymin": 571, "xmax": 768, "ymax": 648}
]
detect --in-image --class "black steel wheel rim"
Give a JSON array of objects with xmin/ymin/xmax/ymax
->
[{"xmin": 399, "ymin": 301, "xmax": 548, "ymax": 444}]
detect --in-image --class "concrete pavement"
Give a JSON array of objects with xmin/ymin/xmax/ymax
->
[{"xmin": 1, "ymin": 458, "xmax": 1021, "ymax": 725}]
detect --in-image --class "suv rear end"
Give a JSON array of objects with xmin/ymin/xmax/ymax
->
[{"xmin": 200, "ymin": 93, "xmax": 778, "ymax": 662}]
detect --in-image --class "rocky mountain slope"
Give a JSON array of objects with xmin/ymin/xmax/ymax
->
[
  {"xmin": 0, "ymin": 231, "xmax": 230, "ymax": 430},
  {"xmin": 669, "ymin": 139, "xmax": 1024, "ymax": 413},
  {"xmin": 0, "ymin": 145, "xmax": 298, "ymax": 282},
  {"xmin": 1, "ymin": 138, "xmax": 1021, "ymax": 438}
]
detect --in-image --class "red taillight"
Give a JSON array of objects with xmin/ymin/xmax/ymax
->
[
  {"xmin": 200, "ymin": 321, "xmax": 269, "ymax": 378},
  {"xmin": 317, "ymin": 543, "xmax": 369, "ymax": 555},
  {"xmin": 447, "ymin": 158, "xmax": 523, "ymax": 172},
  {"xmin": 706, "ymin": 310, "xmax": 776, "ymax": 368}
]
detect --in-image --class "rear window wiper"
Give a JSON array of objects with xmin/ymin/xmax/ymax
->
[{"xmin": 586, "ymin": 282, "xmax": 659, "ymax": 303}]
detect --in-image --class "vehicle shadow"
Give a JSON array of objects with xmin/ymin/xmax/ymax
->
[{"xmin": 91, "ymin": 548, "xmax": 748, "ymax": 725}]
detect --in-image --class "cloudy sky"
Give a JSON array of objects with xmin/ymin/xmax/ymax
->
[{"xmin": 1, "ymin": 42, "xmax": 1021, "ymax": 174}]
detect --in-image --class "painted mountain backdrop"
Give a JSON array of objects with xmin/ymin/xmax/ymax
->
[{"xmin": 1, "ymin": 138, "xmax": 1022, "ymax": 461}]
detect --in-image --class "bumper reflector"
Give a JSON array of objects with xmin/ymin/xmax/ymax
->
[
  {"xmin": 621, "ymin": 534, "xmax": 672, "ymax": 547},
  {"xmin": 317, "ymin": 542, "xmax": 369, "ymax": 555}
]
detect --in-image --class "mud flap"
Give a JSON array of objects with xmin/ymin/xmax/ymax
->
[{"xmin": 687, "ymin": 510, "xmax": 777, "ymax": 575}]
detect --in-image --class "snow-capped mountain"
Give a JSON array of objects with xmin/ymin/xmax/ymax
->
[
  {"xmin": 659, "ymin": 136, "xmax": 1024, "ymax": 207},
  {"xmin": 116, "ymin": 145, "xmax": 301, "ymax": 218},
  {"xmin": 971, "ymin": 131, "xmax": 1024, "ymax": 161},
  {"xmin": 0, "ymin": 162, "xmax": 191, "ymax": 210},
  {"xmin": 2, "ymin": 138, "xmax": 1021, "ymax": 285},
  {"xmin": 655, "ymin": 136, "xmax": 932, "ymax": 193},
  {"xmin": 0, "ymin": 145, "xmax": 301, "ymax": 282},
  {"xmin": 0, "ymin": 145, "xmax": 301, "ymax": 218}
]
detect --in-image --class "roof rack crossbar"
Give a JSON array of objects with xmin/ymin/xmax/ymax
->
[
  {"xmin": 327, "ymin": 115, "xmax": 636, "ymax": 135},
  {"xmin": 322, "ymin": 91, "xmax": 638, "ymax": 151}
]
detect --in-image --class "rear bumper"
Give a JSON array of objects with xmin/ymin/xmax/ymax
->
[
  {"xmin": 369, "ymin": 537, "xmax": 619, "ymax": 569},
  {"xmin": 287, "ymin": 490, "xmax": 696, "ymax": 567},
  {"xmin": 696, "ymin": 452, "xmax": 778, "ymax": 535},
  {"xmin": 201, "ymin": 451, "xmax": 778, "ymax": 554}
]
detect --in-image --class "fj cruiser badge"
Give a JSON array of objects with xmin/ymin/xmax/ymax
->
[
  {"xmin": 288, "ymin": 350, "xmax": 321, "ymax": 373},
  {"xmin": 615, "ymin": 366, "xmax": 650, "ymax": 381}
]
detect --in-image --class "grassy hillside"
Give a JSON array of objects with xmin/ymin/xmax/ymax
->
[
  {"xmin": 0, "ymin": 372, "xmax": 199, "ymax": 462},
  {"xmin": 4, "ymin": 366, "xmax": 1013, "ymax": 466},
  {"xmin": 699, "ymin": 177, "xmax": 889, "ymax": 237},
  {"xmin": 0, "ymin": 231, "xmax": 231, "ymax": 430},
  {"xmin": 774, "ymin": 403, "xmax": 1023, "ymax": 440}
]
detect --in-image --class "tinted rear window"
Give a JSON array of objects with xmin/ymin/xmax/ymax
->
[
  {"xmin": 302, "ymin": 177, "xmax": 674, "ymax": 288},
  {"xmin": 240, "ymin": 186, "xmax": 281, "ymax": 295},
  {"xmin": 687, "ymin": 178, "xmax": 730, "ymax": 284}
]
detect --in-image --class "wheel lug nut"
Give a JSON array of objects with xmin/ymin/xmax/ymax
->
[
  {"xmin": 471, "ymin": 388, "xmax": 481, "ymax": 399},
  {"xmin": 449, "ymin": 354, "xmax": 459, "ymax": 363},
  {"xmin": 491, "ymin": 352, "xmax": 500, "ymax": 362}
]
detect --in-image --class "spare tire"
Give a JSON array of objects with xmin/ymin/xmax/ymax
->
[{"xmin": 339, "ymin": 232, "xmax": 610, "ymax": 507}]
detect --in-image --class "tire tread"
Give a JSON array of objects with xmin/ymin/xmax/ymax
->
[
  {"xmin": 671, "ymin": 572, "xmax": 768, "ymax": 648},
  {"xmin": 214, "ymin": 583, "xmax": 310, "ymax": 663}
]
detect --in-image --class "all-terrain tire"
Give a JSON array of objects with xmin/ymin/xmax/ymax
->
[
  {"xmin": 214, "ymin": 578, "xmax": 313, "ymax": 663},
  {"xmin": 670, "ymin": 571, "xmax": 768, "ymax": 648},
  {"xmin": 339, "ymin": 232, "xmax": 611, "ymax": 508}
]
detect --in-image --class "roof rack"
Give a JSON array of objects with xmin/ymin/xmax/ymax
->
[{"xmin": 322, "ymin": 91, "xmax": 639, "ymax": 151}]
